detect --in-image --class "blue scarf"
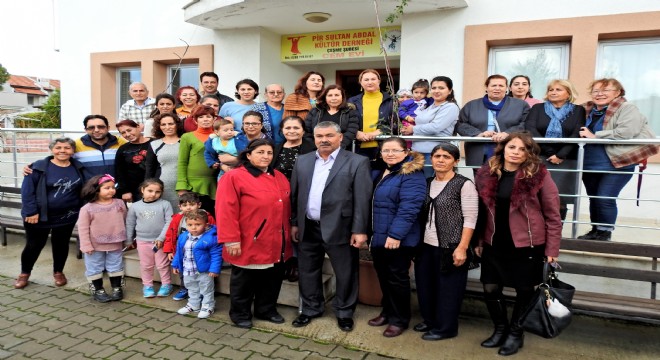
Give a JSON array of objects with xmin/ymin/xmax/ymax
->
[
  {"xmin": 482, "ymin": 95, "xmax": 506, "ymax": 116},
  {"xmin": 586, "ymin": 106, "xmax": 607, "ymax": 132},
  {"xmin": 543, "ymin": 101, "xmax": 575, "ymax": 138}
]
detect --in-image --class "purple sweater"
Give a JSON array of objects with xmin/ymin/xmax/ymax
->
[{"xmin": 77, "ymin": 199, "xmax": 128, "ymax": 253}]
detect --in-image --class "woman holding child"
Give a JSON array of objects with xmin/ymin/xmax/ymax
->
[{"xmin": 215, "ymin": 138, "xmax": 292, "ymax": 329}]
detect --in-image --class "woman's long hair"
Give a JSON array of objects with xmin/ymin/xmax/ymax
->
[
  {"xmin": 293, "ymin": 71, "xmax": 325, "ymax": 97},
  {"xmin": 487, "ymin": 131, "xmax": 542, "ymax": 179}
]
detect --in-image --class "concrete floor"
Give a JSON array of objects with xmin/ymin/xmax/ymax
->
[{"xmin": 1, "ymin": 231, "xmax": 660, "ymax": 359}]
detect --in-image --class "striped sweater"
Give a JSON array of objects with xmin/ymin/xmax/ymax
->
[{"xmin": 73, "ymin": 134, "xmax": 127, "ymax": 177}]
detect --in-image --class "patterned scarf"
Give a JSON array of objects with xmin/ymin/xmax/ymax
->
[
  {"xmin": 544, "ymin": 101, "xmax": 575, "ymax": 138},
  {"xmin": 582, "ymin": 96, "xmax": 627, "ymax": 129}
]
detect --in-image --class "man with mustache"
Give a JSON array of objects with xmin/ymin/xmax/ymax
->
[{"xmin": 289, "ymin": 121, "xmax": 372, "ymax": 332}]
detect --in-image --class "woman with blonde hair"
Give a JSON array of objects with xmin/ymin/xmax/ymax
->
[
  {"xmin": 348, "ymin": 69, "xmax": 396, "ymax": 160},
  {"xmin": 525, "ymin": 79, "xmax": 585, "ymax": 220}
]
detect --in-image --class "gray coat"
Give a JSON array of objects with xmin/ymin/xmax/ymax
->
[{"xmin": 456, "ymin": 97, "xmax": 529, "ymax": 166}]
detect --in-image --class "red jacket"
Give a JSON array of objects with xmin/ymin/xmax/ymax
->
[
  {"xmin": 163, "ymin": 211, "xmax": 216, "ymax": 254},
  {"xmin": 475, "ymin": 164, "xmax": 562, "ymax": 257},
  {"xmin": 215, "ymin": 165, "xmax": 292, "ymax": 266}
]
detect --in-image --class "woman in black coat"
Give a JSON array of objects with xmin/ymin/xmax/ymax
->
[{"xmin": 525, "ymin": 79, "xmax": 585, "ymax": 220}]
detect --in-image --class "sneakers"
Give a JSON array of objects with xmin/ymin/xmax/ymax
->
[
  {"xmin": 110, "ymin": 287, "xmax": 124, "ymax": 301},
  {"xmin": 143, "ymin": 286, "xmax": 156, "ymax": 298},
  {"xmin": 198, "ymin": 307, "xmax": 214, "ymax": 319},
  {"xmin": 173, "ymin": 289, "xmax": 188, "ymax": 301},
  {"xmin": 593, "ymin": 230, "xmax": 612, "ymax": 241},
  {"xmin": 578, "ymin": 227, "xmax": 612, "ymax": 241},
  {"xmin": 177, "ymin": 305, "xmax": 200, "ymax": 315},
  {"xmin": 577, "ymin": 227, "xmax": 598, "ymax": 239},
  {"xmin": 157, "ymin": 284, "xmax": 173, "ymax": 297},
  {"xmin": 89, "ymin": 283, "xmax": 112, "ymax": 303}
]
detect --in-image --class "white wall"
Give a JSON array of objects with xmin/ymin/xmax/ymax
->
[
  {"xmin": 399, "ymin": 0, "xmax": 660, "ymax": 105},
  {"xmin": 58, "ymin": 0, "xmax": 216, "ymax": 130},
  {"xmin": 59, "ymin": 0, "xmax": 660, "ymax": 129}
]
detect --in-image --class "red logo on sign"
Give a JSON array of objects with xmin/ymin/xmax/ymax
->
[{"xmin": 287, "ymin": 36, "xmax": 305, "ymax": 54}]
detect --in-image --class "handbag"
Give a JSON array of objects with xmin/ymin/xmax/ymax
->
[{"xmin": 518, "ymin": 262, "xmax": 575, "ymax": 338}]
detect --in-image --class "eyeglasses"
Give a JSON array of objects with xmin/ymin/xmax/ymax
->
[
  {"xmin": 591, "ymin": 89, "xmax": 617, "ymax": 95},
  {"xmin": 380, "ymin": 149, "xmax": 406, "ymax": 154},
  {"xmin": 86, "ymin": 125, "xmax": 107, "ymax": 130},
  {"xmin": 244, "ymin": 122, "xmax": 262, "ymax": 127},
  {"xmin": 267, "ymin": 91, "xmax": 284, "ymax": 95}
]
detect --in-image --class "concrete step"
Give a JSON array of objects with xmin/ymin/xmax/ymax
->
[{"xmin": 124, "ymin": 251, "xmax": 336, "ymax": 307}]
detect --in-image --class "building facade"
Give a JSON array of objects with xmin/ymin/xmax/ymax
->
[{"xmin": 58, "ymin": 0, "xmax": 660, "ymax": 133}]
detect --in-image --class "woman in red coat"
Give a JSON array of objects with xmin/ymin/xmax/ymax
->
[
  {"xmin": 474, "ymin": 131, "xmax": 562, "ymax": 356},
  {"xmin": 215, "ymin": 138, "xmax": 292, "ymax": 329}
]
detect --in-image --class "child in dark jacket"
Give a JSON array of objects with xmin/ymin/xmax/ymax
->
[
  {"xmin": 172, "ymin": 209, "xmax": 222, "ymax": 319},
  {"xmin": 163, "ymin": 192, "xmax": 216, "ymax": 301}
]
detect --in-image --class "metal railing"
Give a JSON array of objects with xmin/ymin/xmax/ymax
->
[
  {"xmin": 1, "ymin": 128, "xmax": 659, "ymax": 240},
  {"xmin": 378, "ymin": 135, "xmax": 660, "ymax": 239}
]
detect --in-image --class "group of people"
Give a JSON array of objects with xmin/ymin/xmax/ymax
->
[{"xmin": 14, "ymin": 69, "xmax": 656, "ymax": 356}]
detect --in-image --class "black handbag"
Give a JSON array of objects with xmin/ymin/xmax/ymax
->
[{"xmin": 518, "ymin": 262, "xmax": 575, "ymax": 338}]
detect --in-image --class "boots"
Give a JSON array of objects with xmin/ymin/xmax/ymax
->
[
  {"xmin": 89, "ymin": 279, "xmax": 112, "ymax": 303},
  {"xmin": 498, "ymin": 300, "xmax": 526, "ymax": 356},
  {"xmin": 109, "ymin": 276, "xmax": 124, "ymax": 301},
  {"xmin": 498, "ymin": 324, "xmax": 524, "ymax": 356},
  {"xmin": 481, "ymin": 300, "xmax": 509, "ymax": 348}
]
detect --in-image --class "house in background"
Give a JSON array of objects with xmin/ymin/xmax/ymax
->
[
  {"xmin": 3, "ymin": 75, "xmax": 60, "ymax": 108},
  {"xmin": 0, "ymin": 75, "xmax": 60, "ymax": 128}
]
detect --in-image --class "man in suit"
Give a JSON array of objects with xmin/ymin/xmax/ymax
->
[{"xmin": 289, "ymin": 121, "xmax": 372, "ymax": 332}]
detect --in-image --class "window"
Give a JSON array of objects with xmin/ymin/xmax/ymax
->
[
  {"xmin": 116, "ymin": 67, "xmax": 141, "ymax": 112},
  {"xmin": 489, "ymin": 44, "xmax": 570, "ymax": 101},
  {"xmin": 596, "ymin": 38, "xmax": 660, "ymax": 133},
  {"xmin": 168, "ymin": 64, "xmax": 199, "ymax": 95}
]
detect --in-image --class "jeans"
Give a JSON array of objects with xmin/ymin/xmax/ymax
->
[
  {"xmin": 84, "ymin": 250, "xmax": 124, "ymax": 280},
  {"xmin": 184, "ymin": 272, "xmax": 216, "ymax": 310},
  {"xmin": 582, "ymin": 167, "xmax": 634, "ymax": 231}
]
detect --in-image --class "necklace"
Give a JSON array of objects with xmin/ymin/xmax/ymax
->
[{"xmin": 502, "ymin": 167, "xmax": 517, "ymax": 173}]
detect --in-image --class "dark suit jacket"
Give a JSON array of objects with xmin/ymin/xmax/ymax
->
[
  {"xmin": 456, "ymin": 97, "xmax": 529, "ymax": 166},
  {"xmin": 290, "ymin": 149, "xmax": 372, "ymax": 245}
]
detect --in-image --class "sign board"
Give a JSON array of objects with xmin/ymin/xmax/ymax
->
[{"xmin": 281, "ymin": 26, "xmax": 401, "ymax": 62}]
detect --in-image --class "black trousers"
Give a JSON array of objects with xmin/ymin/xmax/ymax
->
[
  {"xmin": 229, "ymin": 263, "xmax": 285, "ymax": 323},
  {"xmin": 371, "ymin": 246, "xmax": 414, "ymax": 328},
  {"xmin": 21, "ymin": 222, "xmax": 76, "ymax": 274},
  {"xmin": 415, "ymin": 243, "xmax": 468, "ymax": 336},
  {"xmin": 199, "ymin": 195, "xmax": 215, "ymax": 218},
  {"xmin": 298, "ymin": 219, "xmax": 358, "ymax": 318}
]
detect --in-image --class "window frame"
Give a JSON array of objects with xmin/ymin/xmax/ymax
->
[
  {"xmin": 167, "ymin": 64, "xmax": 199, "ymax": 95},
  {"xmin": 116, "ymin": 67, "xmax": 142, "ymax": 114},
  {"xmin": 488, "ymin": 42, "xmax": 571, "ymax": 89}
]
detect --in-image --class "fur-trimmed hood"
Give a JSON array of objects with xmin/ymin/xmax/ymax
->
[
  {"xmin": 475, "ymin": 163, "xmax": 549, "ymax": 210},
  {"xmin": 389, "ymin": 151, "xmax": 425, "ymax": 175}
]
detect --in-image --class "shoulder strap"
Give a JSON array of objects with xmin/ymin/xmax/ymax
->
[{"xmin": 153, "ymin": 141, "xmax": 167, "ymax": 155}]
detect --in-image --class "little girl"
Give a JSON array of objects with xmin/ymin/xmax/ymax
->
[
  {"xmin": 204, "ymin": 118, "xmax": 238, "ymax": 180},
  {"xmin": 126, "ymin": 178, "xmax": 174, "ymax": 298},
  {"xmin": 398, "ymin": 79, "xmax": 434, "ymax": 127},
  {"xmin": 77, "ymin": 174, "xmax": 128, "ymax": 303},
  {"xmin": 398, "ymin": 79, "xmax": 433, "ymax": 148}
]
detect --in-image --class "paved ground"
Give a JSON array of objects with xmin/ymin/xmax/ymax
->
[{"xmin": 2, "ymin": 232, "xmax": 660, "ymax": 359}]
